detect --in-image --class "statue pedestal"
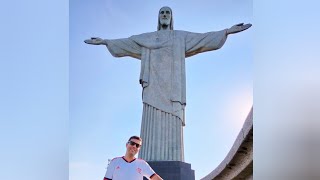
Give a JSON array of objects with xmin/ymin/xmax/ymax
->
[{"xmin": 144, "ymin": 161, "xmax": 195, "ymax": 180}]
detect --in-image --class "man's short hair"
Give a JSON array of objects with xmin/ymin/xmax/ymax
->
[{"xmin": 128, "ymin": 135, "xmax": 142, "ymax": 142}]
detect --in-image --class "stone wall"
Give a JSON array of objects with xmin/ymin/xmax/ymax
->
[{"xmin": 201, "ymin": 107, "xmax": 253, "ymax": 180}]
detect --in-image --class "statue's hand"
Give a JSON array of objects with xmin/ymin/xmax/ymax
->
[
  {"xmin": 84, "ymin": 37, "xmax": 104, "ymax": 45},
  {"xmin": 227, "ymin": 23, "xmax": 252, "ymax": 35}
]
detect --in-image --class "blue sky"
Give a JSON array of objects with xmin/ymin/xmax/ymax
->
[
  {"xmin": 0, "ymin": 1, "xmax": 68, "ymax": 180},
  {"xmin": 70, "ymin": 0, "xmax": 252, "ymax": 179}
]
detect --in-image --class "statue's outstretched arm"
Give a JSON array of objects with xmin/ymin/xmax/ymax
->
[
  {"xmin": 84, "ymin": 37, "xmax": 108, "ymax": 45},
  {"xmin": 227, "ymin": 23, "xmax": 252, "ymax": 35},
  {"xmin": 84, "ymin": 36, "xmax": 142, "ymax": 59}
]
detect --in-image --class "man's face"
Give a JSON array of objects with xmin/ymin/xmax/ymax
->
[
  {"xmin": 126, "ymin": 138, "xmax": 142, "ymax": 156},
  {"xmin": 159, "ymin": 7, "xmax": 171, "ymax": 26}
]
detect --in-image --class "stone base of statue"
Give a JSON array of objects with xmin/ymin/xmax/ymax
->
[{"xmin": 144, "ymin": 161, "xmax": 195, "ymax": 180}]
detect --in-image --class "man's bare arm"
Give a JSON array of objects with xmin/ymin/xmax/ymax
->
[{"xmin": 150, "ymin": 174, "xmax": 163, "ymax": 180}]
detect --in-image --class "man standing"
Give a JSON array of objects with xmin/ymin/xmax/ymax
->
[{"xmin": 104, "ymin": 136, "xmax": 163, "ymax": 180}]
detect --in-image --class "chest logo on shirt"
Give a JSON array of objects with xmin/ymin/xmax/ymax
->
[
  {"xmin": 136, "ymin": 168, "xmax": 142, "ymax": 174},
  {"xmin": 116, "ymin": 166, "xmax": 120, "ymax": 170}
]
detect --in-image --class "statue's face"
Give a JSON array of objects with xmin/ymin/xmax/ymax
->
[{"xmin": 159, "ymin": 7, "xmax": 171, "ymax": 26}]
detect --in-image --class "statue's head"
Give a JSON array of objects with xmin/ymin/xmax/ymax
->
[{"xmin": 157, "ymin": 6, "xmax": 173, "ymax": 31}]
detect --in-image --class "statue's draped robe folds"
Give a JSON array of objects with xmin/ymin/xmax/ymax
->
[{"xmin": 105, "ymin": 30, "xmax": 227, "ymax": 161}]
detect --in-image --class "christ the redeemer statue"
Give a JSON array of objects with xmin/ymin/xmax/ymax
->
[{"xmin": 85, "ymin": 6, "xmax": 251, "ymax": 162}]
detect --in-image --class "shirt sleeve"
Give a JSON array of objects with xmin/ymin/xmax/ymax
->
[
  {"xmin": 104, "ymin": 159, "xmax": 116, "ymax": 179},
  {"xmin": 142, "ymin": 161, "xmax": 156, "ymax": 179}
]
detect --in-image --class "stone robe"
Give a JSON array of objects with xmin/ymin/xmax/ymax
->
[{"xmin": 105, "ymin": 30, "xmax": 227, "ymax": 161}]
